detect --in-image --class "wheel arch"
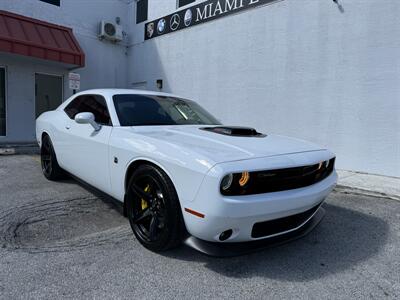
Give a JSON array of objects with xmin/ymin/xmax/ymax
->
[
  {"xmin": 123, "ymin": 158, "xmax": 177, "ymax": 217},
  {"xmin": 41, "ymin": 131, "xmax": 49, "ymax": 139},
  {"xmin": 39, "ymin": 130, "xmax": 51, "ymax": 148}
]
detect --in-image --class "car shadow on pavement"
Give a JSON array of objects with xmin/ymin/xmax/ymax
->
[{"xmin": 164, "ymin": 202, "xmax": 389, "ymax": 282}]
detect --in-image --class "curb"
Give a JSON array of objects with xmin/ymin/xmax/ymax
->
[
  {"xmin": 337, "ymin": 169, "xmax": 400, "ymax": 201},
  {"xmin": 0, "ymin": 144, "xmax": 40, "ymax": 155},
  {"xmin": 334, "ymin": 185, "xmax": 400, "ymax": 202}
]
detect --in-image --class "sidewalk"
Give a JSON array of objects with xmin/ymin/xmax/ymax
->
[
  {"xmin": 337, "ymin": 170, "xmax": 400, "ymax": 201},
  {"xmin": 0, "ymin": 144, "xmax": 39, "ymax": 155}
]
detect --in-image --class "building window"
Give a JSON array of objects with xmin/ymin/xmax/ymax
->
[
  {"xmin": 136, "ymin": 0, "xmax": 148, "ymax": 24},
  {"xmin": 39, "ymin": 0, "xmax": 60, "ymax": 6},
  {"xmin": 0, "ymin": 67, "xmax": 6, "ymax": 136},
  {"xmin": 177, "ymin": 0, "xmax": 195, "ymax": 8}
]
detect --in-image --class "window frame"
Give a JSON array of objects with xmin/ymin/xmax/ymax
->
[
  {"xmin": 136, "ymin": 0, "xmax": 148, "ymax": 24},
  {"xmin": 0, "ymin": 66, "xmax": 7, "ymax": 137},
  {"xmin": 39, "ymin": 0, "xmax": 61, "ymax": 6},
  {"xmin": 64, "ymin": 94, "xmax": 113, "ymax": 126},
  {"xmin": 177, "ymin": 0, "xmax": 196, "ymax": 9}
]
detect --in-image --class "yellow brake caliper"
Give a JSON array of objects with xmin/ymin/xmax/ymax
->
[{"xmin": 141, "ymin": 184, "xmax": 150, "ymax": 210}]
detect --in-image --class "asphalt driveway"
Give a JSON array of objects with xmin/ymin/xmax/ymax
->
[{"xmin": 0, "ymin": 155, "xmax": 399, "ymax": 299}]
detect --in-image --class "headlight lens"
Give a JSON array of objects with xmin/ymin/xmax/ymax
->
[
  {"xmin": 220, "ymin": 171, "xmax": 250, "ymax": 193},
  {"xmin": 221, "ymin": 173, "xmax": 233, "ymax": 191}
]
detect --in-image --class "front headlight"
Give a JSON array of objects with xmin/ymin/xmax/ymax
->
[
  {"xmin": 220, "ymin": 171, "xmax": 251, "ymax": 194},
  {"xmin": 221, "ymin": 173, "xmax": 233, "ymax": 191}
]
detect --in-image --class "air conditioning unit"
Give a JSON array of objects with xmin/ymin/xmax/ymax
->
[{"xmin": 99, "ymin": 21, "xmax": 123, "ymax": 42}]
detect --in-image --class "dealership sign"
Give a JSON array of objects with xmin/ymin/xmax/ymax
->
[{"xmin": 145, "ymin": 0, "xmax": 278, "ymax": 40}]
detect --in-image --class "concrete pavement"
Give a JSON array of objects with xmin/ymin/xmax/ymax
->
[{"xmin": 0, "ymin": 155, "xmax": 399, "ymax": 299}]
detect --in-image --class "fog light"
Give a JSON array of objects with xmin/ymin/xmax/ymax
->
[{"xmin": 219, "ymin": 229, "xmax": 233, "ymax": 241}]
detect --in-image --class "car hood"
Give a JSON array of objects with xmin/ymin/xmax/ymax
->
[{"xmin": 129, "ymin": 125, "xmax": 324, "ymax": 164}]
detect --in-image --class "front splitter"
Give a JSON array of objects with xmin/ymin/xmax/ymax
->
[{"xmin": 183, "ymin": 207, "xmax": 325, "ymax": 257}]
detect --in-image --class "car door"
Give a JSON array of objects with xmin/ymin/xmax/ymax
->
[{"xmin": 61, "ymin": 94, "xmax": 113, "ymax": 194}]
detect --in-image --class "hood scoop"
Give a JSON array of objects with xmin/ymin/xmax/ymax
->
[{"xmin": 200, "ymin": 126, "xmax": 266, "ymax": 137}]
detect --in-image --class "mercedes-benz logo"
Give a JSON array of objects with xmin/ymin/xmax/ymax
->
[
  {"xmin": 170, "ymin": 14, "xmax": 180, "ymax": 31},
  {"xmin": 184, "ymin": 9, "xmax": 192, "ymax": 27},
  {"xmin": 157, "ymin": 19, "xmax": 166, "ymax": 34}
]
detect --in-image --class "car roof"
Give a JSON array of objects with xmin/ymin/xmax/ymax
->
[{"xmin": 72, "ymin": 88, "xmax": 183, "ymax": 99}]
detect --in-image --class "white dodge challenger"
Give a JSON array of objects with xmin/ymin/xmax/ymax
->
[{"xmin": 36, "ymin": 89, "xmax": 337, "ymax": 255}]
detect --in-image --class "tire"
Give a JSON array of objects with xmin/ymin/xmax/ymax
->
[
  {"xmin": 126, "ymin": 164, "xmax": 185, "ymax": 252},
  {"xmin": 41, "ymin": 134, "xmax": 65, "ymax": 181}
]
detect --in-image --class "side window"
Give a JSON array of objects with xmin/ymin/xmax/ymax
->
[
  {"xmin": 80, "ymin": 95, "xmax": 111, "ymax": 126},
  {"xmin": 64, "ymin": 96, "xmax": 83, "ymax": 119},
  {"xmin": 64, "ymin": 95, "xmax": 112, "ymax": 126}
]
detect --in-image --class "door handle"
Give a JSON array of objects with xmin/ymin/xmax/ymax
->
[{"xmin": 65, "ymin": 125, "xmax": 70, "ymax": 130}]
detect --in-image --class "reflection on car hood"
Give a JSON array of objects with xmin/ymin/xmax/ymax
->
[{"xmin": 129, "ymin": 125, "xmax": 324, "ymax": 164}]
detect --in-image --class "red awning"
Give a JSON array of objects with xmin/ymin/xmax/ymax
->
[{"xmin": 0, "ymin": 10, "xmax": 85, "ymax": 67}]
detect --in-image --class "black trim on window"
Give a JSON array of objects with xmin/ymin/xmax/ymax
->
[
  {"xmin": 136, "ymin": 0, "xmax": 148, "ymax": 24},
  {"xmin": 39, "ymin": 0, "xmax": 60, "ymax": 6},
  {"xmin": 177, "ymin": 0, "xmax": 195, "ymax": 8}
]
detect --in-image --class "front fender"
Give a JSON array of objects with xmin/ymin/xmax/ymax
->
[{"xmin": 108, "ymin": 129, "xmax": 215, "ymax": 207}]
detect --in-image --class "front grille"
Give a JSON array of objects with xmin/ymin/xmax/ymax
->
[
  {"xmin": 251, "ymin": 202, "xmax": 322, "ymax": 238},
  {"xmin": 221, "ymin": 157, "xmax": 335, "ymax": 196}
]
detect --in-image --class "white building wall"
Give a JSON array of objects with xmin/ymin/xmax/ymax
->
[
  {"xmin": 129, "ymin": 0, "xmax": 400, "ymax": 177},
  {"xmin": 0, "ymin": 0, "xmax": 129, "ymax": 143}
]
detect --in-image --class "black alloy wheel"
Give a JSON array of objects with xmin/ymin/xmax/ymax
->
[
  {"xmin": 126, "ymin": 164, "xmax": 185, "ymax": 252},
  {"xmin": 41, "ymin": 135, "xmax": 65, "ymax": 181}
]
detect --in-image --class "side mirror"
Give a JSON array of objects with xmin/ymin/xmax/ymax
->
[{"xmin": 74, "ymin": 112, "xmax": 101, "ymax": 131}]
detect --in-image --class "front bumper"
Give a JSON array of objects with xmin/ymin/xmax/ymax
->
[
  {"xmin": 181, "ymin": 151, "xmax": 337, "ymax": 243},
  {"xmin": 184, "ymin": 206, "xmax": 326, "ymax": 257}
]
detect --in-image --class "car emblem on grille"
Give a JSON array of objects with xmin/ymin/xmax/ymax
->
[{"xmin": 170, "ymin": 14, "xmax": 180, "ymax": 31}]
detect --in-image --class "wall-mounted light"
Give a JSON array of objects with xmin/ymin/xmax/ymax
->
[{"xmin": 156, "ymin": 79, "xmax": 163, "ymax": 90}]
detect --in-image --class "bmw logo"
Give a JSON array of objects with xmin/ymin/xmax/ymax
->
[
  {"xmin": 184, "ymin": 9, "xmax": 192, "ymax": 27},
  {"xmin": 157, "ymin": 19, "xmax": 166, "ymax": 34}
]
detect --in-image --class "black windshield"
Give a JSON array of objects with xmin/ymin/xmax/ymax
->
[{"xmin": 113, "ymin": 94, "xmax": 221, "ymax": 126}]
